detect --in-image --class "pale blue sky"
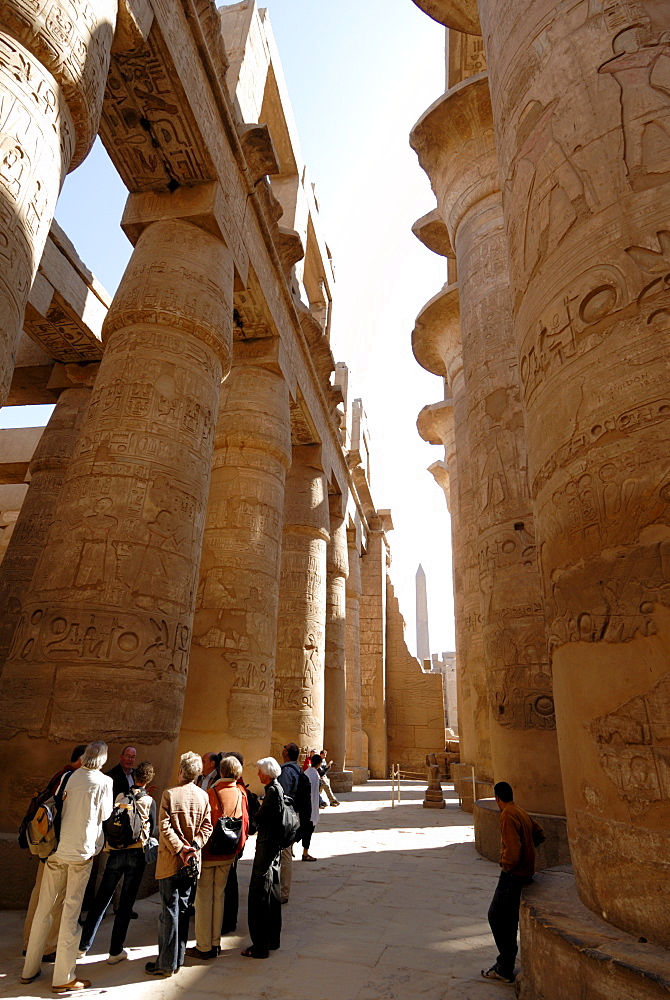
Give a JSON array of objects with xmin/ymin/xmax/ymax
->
[{"xmin": 5, "ymin": 1, "xmax": 455, "ymax": 654}]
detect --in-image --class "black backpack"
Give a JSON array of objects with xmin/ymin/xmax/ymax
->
[
  {"xmin": 276, "ymin": 783, "xmax": 300, "ymax": 849},
  {"xmin": 104, "ymin": 789, "xmax": 146, "ymax": 849}
]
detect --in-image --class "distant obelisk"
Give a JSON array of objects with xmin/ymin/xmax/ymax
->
[{"xmin": 416, "ymin": 564, "xmax": 430, "ymax": 664}]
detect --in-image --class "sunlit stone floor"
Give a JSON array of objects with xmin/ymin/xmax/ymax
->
[{"xmin": 0, "ymin": 781, "xmax": 507, "ymax": 1000}]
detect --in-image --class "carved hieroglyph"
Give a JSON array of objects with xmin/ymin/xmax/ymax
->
[
  {"xmin": 345, "ymin": 530, "xmax": 366, "ymax": 781},
  {"xmin": 179, "ymin": 356, "xmax": 291, "ymax": 780},
  {"xmin": 0, "ymin": 383, "xmax": 91, "ymax": 679},
  {"xmin": 479, "ymin": 0, "xmax": 670, "ymax": 945},
  {"xmin": 271, "ymin": 447, "xmax": 329, "ymax": 756},
  {"xmin": 0, "ymin": 217, "xmax": 233, "ymax": 825},
  {"xmin": 324, "ymin": 509, "xmax": 350, "ymax": 788},
  {"xmin": 0, "ymin": 1, "xmax": 117, "ymax": 403}
]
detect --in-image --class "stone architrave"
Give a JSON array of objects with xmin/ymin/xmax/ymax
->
[
  {"xmin": 178, "ymin": 347, "xmax": 291, "ymax": 780},
  {"xmin": 272, "ymin": 446, "xmax": 329, "ymax": 756},
  {"xmin": 360, "ymin": 519, "xmax": 388, "ymax": 779},
  {"xmin": 345, "ymin": 528, "xmax": 366, "ymax": 784},
  {"xmin": 0, "ymin": 214, "xmax": 234, "ymax": 828},
  {"xmin": 324, "ymin": 507, "xmax": 353, "ymax": 792},
  {"xmin": 479, "ymin": 0, "xmax": 670, "ymax": 946},
  {"xmin": 0, "ymin": 377, "xmax": 93, "ymax": 678},
  {"xmin": 0, "ymin": 1, "xmax": 117, "ymax": 404},
  {"xmin": 412, "ymin": 66, "xmax": 564, "ymax": 817}
]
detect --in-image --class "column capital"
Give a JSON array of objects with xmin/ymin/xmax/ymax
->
[
  {"xmin": 412, "ymin": 282, "xmax": 461, "ymax": 379},
  {"xmin": 410, "ymin": 0, "xmax": 480, "ymax": 35},
  {"xmin": 417, "ymin": 399, "xmax": 454, "ymax": 449},
  {"xmin": 412, "ymin": 208, "xmax": 454, "ymax": 258}
]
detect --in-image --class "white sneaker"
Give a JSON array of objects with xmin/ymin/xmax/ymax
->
[{"xmin": 107, "ymin": 950, "xmax": 129, "ymax": 965}]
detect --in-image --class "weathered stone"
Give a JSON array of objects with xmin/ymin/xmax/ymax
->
[{"xmin": 324, "ymin": 506, "xmax": 352, "ymax": 792}]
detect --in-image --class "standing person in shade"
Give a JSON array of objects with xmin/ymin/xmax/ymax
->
[
  {"xmin": 188, "ymin": 755, "xmax": 248, "ymax": 959},
  {"xmin": 301, "ymin": 753, "xmax": 322, "ymax": 862},
  {"xmin": 220, "ymin": 751, "xmax": 248, "ymax": 934},
  {"xmin": 242, "ymin": 758, "xmax": 283, "ymax": 959},
  {"xmin": 277, "ymin": 742, "xmax": 311, "ymax": 904},
  {"xmin": 21, "ymin": 744, "xmax": 87, "ymax": 961},
  {"xmin": 145, "ymin": 752, "xmax": 212, "ymax": 978},
  {"xmin": 78, "ymin": 761, "xmax": 157, "ymax": 964},
  {"xmin": 481, "ymin": 781, "xmax": 544, "ymax": 985},
  {"xmin": 21, "ymin": 742, "xmax": 113, "ymax": 993},
  {"xmin": 196, "ymin": 752, "xmax": 219, "ymax": 792},
  {"xmin": 106, "ymin": 746, "xmax": 136, "ymax": 800},
  {"xmin": 317, "ymin": 750, "xmax": 341, "ymax": 807}
]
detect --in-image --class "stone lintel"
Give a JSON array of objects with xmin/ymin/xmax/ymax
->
[
  {"xmin": 417, "ymin": 399, "xmax": 454, "ymax": 446},
  {"xmin": 412, "ymin": 282, "xmax": 461, "ymax": 377},
  {"xmin": 291, "ymin": 442, "xmax": 323, "ymax": 471},
  {"xmin": 231, "ymin": 334, "xmax": 282, "ymax": 374},
  {"xmin": 121, "ymin": 183, "xmax": 249, "ymax": 286},
  {"xmin": 237, "ymin": 123, "xmax": 281, "ymax": 183},
  {"xmin": 412, "ymin": 208, "xmax": 454, "ymax": 258},
  {"xmin": 410, "ymin": 0, "xmax": 480, "ymax": 35},
  {"xmin": 113, "ymin": 0, "xmax": 154, "ymax": 53},
  {"xmin": 46, "ymin": 362, "xmax": 100, "ymax": 392}
]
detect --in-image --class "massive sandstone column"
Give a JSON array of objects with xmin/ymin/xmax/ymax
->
[
  {"xmin": 0, "ymin": 215, "xmax": 234, "ymax": 825},
  {"xmin": 324, "ymin": 507, "xmax": 352, "ymax": 791},
  {"xmin": 360, "ymin": 517, "xmax": 388, "ymax": 778},
  {"xmin": 0, "ymin": 377, "xmax": 93, "ymax": 677},
  {"xmin": 412, "ymin": 67, "xmax": 564, "ymax": 817},
  {"xmin": 413, "ymin": 283, "xmax": 492, "ymax": 805},
  {"xmin": 272, "ymin": 446, "xmax": 329, "ymax": 756},
  {"xmin": 479, "ymin": 0, "xmax": 670, "ymax": 945},
  {"xmin": 178, "ymin": 348, "xmax": 291, "ymax": 779},
  {"xmin": 345, "ymin": 528, "xmax": 366, "ymax": 783},
  {"xmin": 0, "ymin": 1, "xmax": 116, "ymax": 403}
]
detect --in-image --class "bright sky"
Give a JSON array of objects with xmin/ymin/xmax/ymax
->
[{"xmin": 2, "ymin": 0, "xmax": 455, "ymax": 655}]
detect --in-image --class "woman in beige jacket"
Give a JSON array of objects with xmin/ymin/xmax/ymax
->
[{"xmin": 189, "ymin": 755, "xmax": 248, "ymax": 959}]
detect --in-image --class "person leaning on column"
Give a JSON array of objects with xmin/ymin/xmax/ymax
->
[
  {"xmin": 21, "ymin": 742, "xmax": 114, "ymax": 993},
  {"xmin": 481, "ymin": 781, "xmax": 544, "ymax": 985}
]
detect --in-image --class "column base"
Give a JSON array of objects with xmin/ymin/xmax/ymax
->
[
  {"xmin": 349, "ymin": 766, "xmax": 369, "ymax": 785},
  {"xmin": 423, "ymin": 795, "xmax": 446, "ymax": 809},
  {"xmin": 474, "ymin": 798, "xmax": 570, "ymax": 868},
  {"xmin": 517, "ymin": 868, "xmax": 670, "ymax": 1000},
  {"xmin": 452, "ymin": 763, "xmax": 493, "ymax": 812},
  {"xmin": 328, "ymin": 770, "xmax": 353, "ymax": 793}
]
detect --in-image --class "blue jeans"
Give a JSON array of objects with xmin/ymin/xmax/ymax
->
[
  {"xmin": 79, "ymin": 849, "xmax": 145, "ymax": 957},
  {"xmin": 157, "ymin": 873, "xmax": 197, "ymax": 971}
]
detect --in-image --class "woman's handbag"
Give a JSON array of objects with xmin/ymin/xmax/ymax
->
[{"xmin": 208, "ymin": 788, "xmax": 243, "ymax": 856}]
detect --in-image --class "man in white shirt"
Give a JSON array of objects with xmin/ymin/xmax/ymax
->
[{"xmin": 21, "ymin": 741, "xmax": 113, "ymax": 993}]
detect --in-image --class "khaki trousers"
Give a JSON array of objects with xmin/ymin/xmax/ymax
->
[
  {"xmin": 23, "ymin": 860, "xmax": 63, "ymax": 952},
  {"xmin": 194, "ymin": 859, "xmax": 234, "ymax": 951},
  {"xmin": 23, "ymin": 855, "xmax": 92, "ymax": 987},
  {"xmin": 280, "ymin": 846, "xmax": 293, "ymax": 903}
]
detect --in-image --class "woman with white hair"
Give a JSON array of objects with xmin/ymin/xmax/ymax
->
[{"xmin": 242, "ymin": 757, "xmax": 283, "ymax": 959}]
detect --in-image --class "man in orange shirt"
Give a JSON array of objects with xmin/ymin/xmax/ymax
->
[{"xmin": 481, "ymin": 781, "xmax": 544, "ymax": 985}]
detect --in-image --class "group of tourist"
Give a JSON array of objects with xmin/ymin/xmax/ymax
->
[{"xmin": 19, "ymin": 739, "xmax": 330, "ymax": 991}]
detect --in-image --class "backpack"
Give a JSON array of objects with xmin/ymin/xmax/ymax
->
[
  {"xmin": 23, "ymin": 770, "xmax": 73, "ymax": 859},
  {"xmin": 276, "ymin": 783, "xmax": 300, "ymax": 849},
  {"xmin": 104, "ymin": 788, "xmax": 146, "ymax": 849},
  {"xmin": 282, "ymin": 762, "xmax": 312, "ymax": 831}
]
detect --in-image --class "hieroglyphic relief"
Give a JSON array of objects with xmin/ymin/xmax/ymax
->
[{"xmin": 589, "ymin": 672, "xmax": 670, "ymax": 817}]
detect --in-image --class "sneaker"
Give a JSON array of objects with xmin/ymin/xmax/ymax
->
[
  {"xmin": 481, "ymin": 966, "xmax": 515, "ymax": 984},
  {"xmin": 144, "ymin": 962, "xmax": 173, "ymax": 977},
  {"xmin": 107, "ymin": 950, "xmax": 128, "ymax": 965}
]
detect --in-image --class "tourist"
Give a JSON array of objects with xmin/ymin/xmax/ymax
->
[
  {"xmin": 188, "ymin": 754, "xmax": 248, "ymax": 959},
  {"xmin": 242, "ymin": 757, "xmax": 283, "ymax": 958},
  {"xmin": 301, "ymin": 753, "xmax": 322, "ymax": 862},
  {"xmin": 481, "ymin": 781, "xmax": 544, "ymax": 985},
  {"xmin": 21, "ymin": 744, "xmax": 87, "ymax": 960},
  {"xmin": 277, "ymin": 742, "xmax": 311, "ymax": 903},
  {"xmin": 21, "ymin": 741, "xmax": 114, "ymax": 993},
  {"xmin": 220, "ymin": 751, "xmax": 248, "ymax": 934},
  {"xmin": 106, "ymin": 746, "xmax": 136, "ymax": 800},
  {"xmin": 196, "ymin": 752, "xmax": 219, "ymax": 791},
  {"xmin": 79, "ymin": 761, "xmax": 157, "ymax": 963},
  {"xmin": 317, "ymin": 750, "xmax": 341, "ymax": 807},
  {"xmin": 145, "ymin": 752, "xmax": 212, "ymax": 978}
]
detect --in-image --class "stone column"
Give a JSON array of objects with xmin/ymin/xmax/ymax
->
[
  {"xmin": 0, "ymin": 376, "xmax": 93, "ymax": 678},
  {"xmin": 0, "ymin": 215, "xmax": 234, "ymax": 828},
  {"xmin": 0, "ymin": 1, "xmax": 116, "ymax": 403},
  {"xmin": 345, "ymin": 529, "xmax": 366, "ymax": 783},
  {"xmin": 411, "ymin": 50, "xmax": 564, "ymax": 817},
  {"xmin": 178, "ymin": 345, "xmax": 291, "ymax": 782},
  {"xmin": 479, "ymin": 0, "xmax": 670, "ymax": 945},
  {"xmin": 360, "ymin": 519, "xmax": 388, "ymax": 778},
  {"xmin": 271, "ymin": 446, "xmax": 329, "ymax": 756},
  {"xmin": 324, "ymin": 507, "xmax": 352, "ymax": 792}
]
